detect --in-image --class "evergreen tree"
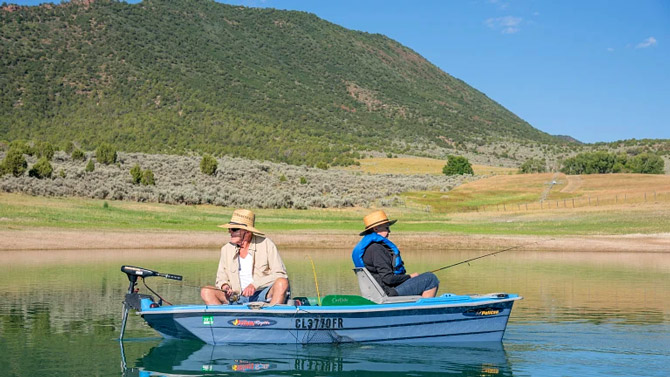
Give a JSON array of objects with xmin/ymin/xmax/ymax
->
[
  {"xmin": 85, "ymin": 159, "xmax": 95, "ymax": 172},
  {"xmin": 35, "ymin": 141, "xmax": 55, "ymax": 161},
  {"xmin": 96, "ymin": 143, "xmax": 117, "ymax": 165},
  {"xmin": 200, "ymin": 154, "xmax": 218, "ymax": 175},
  {"xmin": 28, "ymin": 157, "xmax": 54, "ymax": 179},
  {"xmin": 130, "ymin": 164, "xmax": 142, "ymax": 184},
  {"xmin": 141, "ymin": 169, "xmax": 155, "ymax": 185},
  {"xmin": 2, "ymin": 149, "xmax": 28, "ymax": 177},
  {"xmin": 64, "ymin": 141, "xmax": 75, "ymax": 154},
  {"xmin": 71, "ymin": 148, "xmax": 86, "ymax": 161}
]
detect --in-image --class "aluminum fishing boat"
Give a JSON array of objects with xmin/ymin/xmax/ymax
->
[{"xmin": 120, "ymin": 265, "xmax": 522, "ymax": 345}]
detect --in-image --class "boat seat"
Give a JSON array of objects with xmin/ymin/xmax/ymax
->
[{"xmin": 353, "ymin": 267, "xmax": 422, "ymax": 304}]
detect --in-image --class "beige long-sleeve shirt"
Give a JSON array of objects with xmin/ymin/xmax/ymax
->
[{"xmin": 215, "ymin": 235, "xmax": 288, "ymax": 293}]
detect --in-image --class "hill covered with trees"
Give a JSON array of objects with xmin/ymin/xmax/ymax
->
[{"xmin": 3, "ymin": 0, "xmax": 568, "ymax": 166}]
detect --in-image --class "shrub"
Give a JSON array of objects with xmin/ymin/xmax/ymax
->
[
  {"xmin": 96, "ymin": 143, "xmax": 117, "ymax": 164},
  {"xmin": 9, "ymin": 140, "xmax": 31, "ymax": 155},
  {"xmin": 71, "ymin": 148, "xmax": 86, "ymax": 161},
  {"xmin": 35, "ymin": 141, "xmax": 55, "ymax": 161},
  {"xmin": 28, "ymin": 157, "xmax": 54, "ymax": 179},
  {"xmin": 316, "ymin": 161, "xmax": 329, "ymax": 170},
  {"xmin": 519, "ymin": 158, "xmax": 547, "ymax": 173},
  {"xmin": 2, "ymin": 148, "xmax": 28, "ymax": 177},
  {"xmin": 279, "ymin": 174, "xmax": 287, "ymax": 182},
  {"xmin": 300, "ymin": 176, "xmax": 307, "ymax": 184},
  {"xmin": 561, "ymin": 151, "xmax": 617, "ymax": 174},
  {"xmin": 85, "ymin": 159, "xmax": 95, "ymax": 172},
  {"xmin": 141, "ymin": 169, "xmax": 155, "ymax": 185},
  {"xmin": 0, "ymin": 151, "xmax": 469, "ymax": 209},
  {"xmin": 130, "ymin": 164, "xmax": 142, "ymax": 184},
  {"xmin": 626, "ymin": 153, "xmax": 664, "ymax": 174},
  {"xmin": 200, "ymin": 154, "xmax": 217, "ymax": 175},
  {"xmin": 559, "ymin": 150, "xmax": 664, "ymax": 175},
  {"xmin": 64, "ymin": 141, "xmax": 75, "ymax": 154},
  {"xmin": 442, "ymin": 155, "xmax": 474, "ymax": 175}
]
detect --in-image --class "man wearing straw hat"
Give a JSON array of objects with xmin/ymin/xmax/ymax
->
[
  {"xmin": 201, "ymin": 209, "xmax": 289, "ymax": 305},
  {"xmin": 352, "ymin": 210, "xmax": 439, "ymax": 297}
]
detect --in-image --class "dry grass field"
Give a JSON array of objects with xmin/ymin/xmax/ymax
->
[
  {"xmin": 402, "ymin": 172, "xmax": 670, "ymax": 213},
  {"xmin": 339, "ymin": 157, "xmax": 518, "ymax": 176}
]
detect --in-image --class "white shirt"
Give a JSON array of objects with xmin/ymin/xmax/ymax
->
[{"xmin": 238, "ymin": 252, "xmax": 254, "ymax": 290}]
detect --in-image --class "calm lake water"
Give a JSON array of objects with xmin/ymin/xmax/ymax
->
[{"xmin": 1, "ymin": 246, "xmax": 669, "ymax": 376}]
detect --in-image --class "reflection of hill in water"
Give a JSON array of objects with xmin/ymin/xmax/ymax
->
[{"xmin": 127, "ymin": 340, "xmax": 512, "ymax": 376}]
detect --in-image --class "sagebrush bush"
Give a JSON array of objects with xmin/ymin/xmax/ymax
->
[
  {"xmin": 519, "ymin": 158, "xmax": 547, "ymax": 173},
  {"xmin": 0, "ymin": 151, "xmax": 468, "ymax": 209}
]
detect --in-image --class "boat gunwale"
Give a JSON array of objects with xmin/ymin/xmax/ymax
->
[{"xmin": 140, "ymin": 295, "xmax": 522, "ymax": 316}]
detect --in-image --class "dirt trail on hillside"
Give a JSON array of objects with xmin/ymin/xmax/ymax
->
[{"xmin": 2, "ymin": 229, "xmax": 669, "ymax": 253}]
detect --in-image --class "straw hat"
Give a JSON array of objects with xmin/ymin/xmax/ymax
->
[
  {"xmin": 360, "ymin": 210, "xmax": 397, "ymax": 236},
  {"xmin": 218, "ymin": 209, "xmax": 264, "ymax": 235}
]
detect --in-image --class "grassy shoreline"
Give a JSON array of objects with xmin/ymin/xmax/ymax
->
[{"xmin": 2, "ymin": 192, "xmax": 670, "ymax": 236}]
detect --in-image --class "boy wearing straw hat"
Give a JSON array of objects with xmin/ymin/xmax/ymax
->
[
  {"xmin": 352, "ymin": 210, "xmax": 439, "ymax": 297},
  {"xmin": 201, "ymin": 209, "xmax": 289, "ymax": 305}
]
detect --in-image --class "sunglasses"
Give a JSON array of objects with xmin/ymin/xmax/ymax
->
[{"xmin": 229, "ymin": 228, "xmax": 241, "ymax": 232}]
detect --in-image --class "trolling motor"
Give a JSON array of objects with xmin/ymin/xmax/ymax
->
[{"xmin": 119, "ymin": 265, "xmax": 182, "ymax": 340}]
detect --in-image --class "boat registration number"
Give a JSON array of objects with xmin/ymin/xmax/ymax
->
[{"xmin": 295, "ymin": 318, "xmax": 343, "ymax": 329}]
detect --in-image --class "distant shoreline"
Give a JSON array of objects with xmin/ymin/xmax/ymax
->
[{"xmin": 2, "ymin": 229, "xmax": 669, "ymax": 253}]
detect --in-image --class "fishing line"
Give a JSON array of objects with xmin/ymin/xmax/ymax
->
[
  {"xmin": 307, "ymin": 255, "xmax": 322, "ymax": 306},
  {"xmin": 431, "ymin": 238, "xmax": 554, "ymax": 273},
  {"xmin": 142, "ymin": 277, "xmax": 173, "ymax": 306}
]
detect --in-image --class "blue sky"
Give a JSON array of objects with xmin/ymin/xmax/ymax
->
[{"xmin": 11, "ymin": 0, "xmax": 670, "ymax": 143}]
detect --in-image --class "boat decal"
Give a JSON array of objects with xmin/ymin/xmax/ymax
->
[
  {"xmin": 463, "ymin": 307, "xmax": 504, "ymax": 317},
  {"xmin": 203, "ymin": 316, "xmax": 214, "ymax": 325},
  {"xmin": 295, "ymin": 317, "xmax": 344, "ymax": 329},
  {"xmin": 231, "ymin": 361, "xmax": 270, "ymax": 371},
  {"xmin": 229, "ymin": 318, "xmax": 277, "ymax": 327}
]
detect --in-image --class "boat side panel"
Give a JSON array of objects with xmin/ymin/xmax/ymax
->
[{"xmin": 161, "ymin": 301, "xmax": 515, "ymax": 344}]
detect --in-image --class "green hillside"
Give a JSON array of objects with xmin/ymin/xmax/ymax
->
[{"xmin": 1, "ymin": 0, "xmax": 562, "ymax": 166}]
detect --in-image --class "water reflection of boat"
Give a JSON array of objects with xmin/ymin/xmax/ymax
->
[{"xmin": 126, "ymin": 339, "xmax": 513, "ymax": 376}]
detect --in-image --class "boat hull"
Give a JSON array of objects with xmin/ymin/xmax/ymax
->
[{"xmin": 140, "ymin": 294, "xmax": 521, "ymax": 345}]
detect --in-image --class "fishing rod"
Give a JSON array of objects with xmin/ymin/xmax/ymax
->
[{"xmin": 430, "ymin": 238, "xmax": 553, "ymax": 273}]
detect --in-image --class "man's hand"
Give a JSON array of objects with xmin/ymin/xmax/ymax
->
[
  {"xmin": 410, "ymin": 272, "xmax": 419, "ymax": 278},
  {"xmin": 221, "ymin": 283, "xmax": 233, "ymax": 300},
  {"xmin": 242, "ymin": 283, "xmax": 256, "ymax": 297}
]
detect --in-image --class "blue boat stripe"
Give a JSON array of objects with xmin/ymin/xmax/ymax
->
[{"xmin": 198, "ymin": 313, "xmax": 508, "ymax": 332}]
